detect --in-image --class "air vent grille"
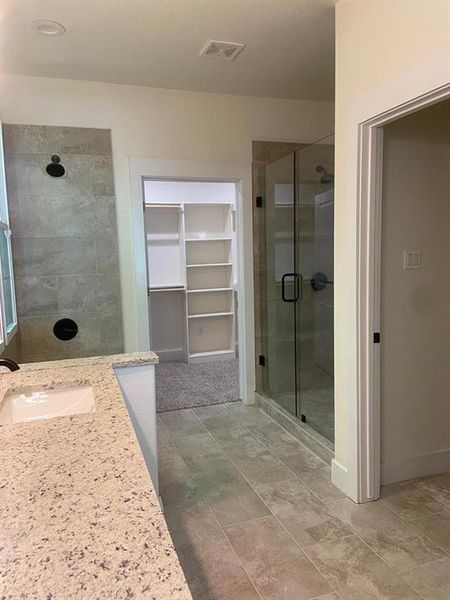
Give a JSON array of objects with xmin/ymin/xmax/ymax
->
[{"xmin": 200, "ymin": 40, "xmax": 246, "ymax": 61}]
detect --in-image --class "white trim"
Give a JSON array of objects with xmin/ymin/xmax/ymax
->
[
  {"xmin": 381, "ymin": 449, "xmax": 450, "ymax": 486},
  {"xmin": 129, "ymin": 158, "xmax": 255, "ymax": 404},
  {"xmin": 355, "ymin": 83, "xmax": 450, "ymax": 502},
  {"xmin": 331, "ymin": 459, "xmax": 352, "ymax": 497}
]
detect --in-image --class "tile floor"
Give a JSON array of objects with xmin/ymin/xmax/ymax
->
[{"xmin": 158, "ymin": 402, "xmax": 450, "ymax": 600}]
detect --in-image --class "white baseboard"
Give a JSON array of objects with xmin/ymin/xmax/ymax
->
[
  {"xmin": 331, "ymin": 459, "xmax": 357, "ymax": 501},
  {"xmin": 381, "ymin": 448, "xmax": 450, "ymax": 485}
]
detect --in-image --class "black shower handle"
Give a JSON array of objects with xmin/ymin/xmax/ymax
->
[{"xmin": 281, "ymin": 273, "xmax": 300, "ymax": 303}]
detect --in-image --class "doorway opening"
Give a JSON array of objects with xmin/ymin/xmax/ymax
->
[
  {"xmin": 354, "ymin": 84, "xmax": 450, "ymax": 503},
  {"xmin": 380, "ymin": 99, "xmax": 450, "ymax": 486},
  {"xmin": 253, "ymin": 136, "xmax": 335, "ymax": 446},
  {"xmin": 143, "ymin": 179, "xmax": 240, "ymax": 412}
]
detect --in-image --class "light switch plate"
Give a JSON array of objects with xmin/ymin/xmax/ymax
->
[{"xmin": 403, "ymin": 249, "xmax": 421, "ymax": 270}]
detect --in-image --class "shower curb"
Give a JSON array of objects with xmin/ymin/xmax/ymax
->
[{"xmin": 255, "ymin": 392, "xmax": 334, "ymax": 464}]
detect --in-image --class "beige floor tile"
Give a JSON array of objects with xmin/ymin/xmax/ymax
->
[
  {"xmin": 173, "ymin": 432, "xmax": 226, "ymax": 472},
  {"xmin": 214, "ymin": 429, "xmax": 292, "ymax": 486},
  {"xmin": 207, "ymin": 421, "xmax": 251, "ymax": 445},
  {"xmin": 158, "ymin": 443, "xmax": 191, "ymax": 484},
  {"xmin": 165, "ymin": 500, "xmax": 231, "ymax": 560},
  {"xmin": 328, "ymin": 497, "xmax": 446, "ymax": 573},
  {"xmin": 310, "ymin": 594, "xmax": 342, "ymax": 600},
  {"xmin": 224, "ymin": 402, "xmax": 273, "ymax": 427},
  {"xmin": 159, "ymin": 408, "xmax": 207, "ymax": 437},
  {"xmin": 160, "ymin": 473, "xmax": 203, "ymax": 510},
  {"xmin": 252, "ymin": 421, "xmax": 306, "ymax": 457},
  {"xmin": 225, "ymin": 516, "xmax": 331, "ymax": 600},
  {"xmin": 281, "ymin": 449, "xmax": 330, "ymax": 477},
  {"xmin": 299, "ymin": 472, "xmax": 346, "ymax": 503},
  {"xmin": 233, "ymin": 451, "xmax": 293, "ymax": 487},
  {"xmin": 166, "ymin": 501, "xmax": 259, "ymax": 599},
  {"xmin": 381, "ymin": 479, "xmax": 446, "ymax": 520},
  {"xmin": 216, "ymin": 428, "xmax": 265, "ymax": 457},
  {"xmin": 410, "ymin": 511, "xmax": 450, "ymax": 553},
  {"xmin": 185, "ymin": 563, "xmax": 260, "ymax": 600},
  {"xmin": 191, "ymin": 459, "xmax": 271, "ymax": 526},
  {"xmin": 194, "ymin": 409, "xmax": 242, "ymax": 437},
  {"xmin": 156, "ymin": 418, "xmax": 174, "ymax": 447},
  {"xmin": 401, "ymin": 557, "xmax": 450, "ymax": 600},
  {"xmin": 158, "ymin": 444, "xmax": 204, "ymax": 510},
  {"xmin": 193, "ymin": 404, "xmax": 231, "ymax": 419},
  {"xmin": 281, "ymin": 452, "xmax": 345, "ymax": 503},
  {"xmin": 256, "ymin": 478, "xmax": 352, "ymax": 548},
  {"xmin": 305, "ymin": 535, "xmax": 421, "ymax": 600},
  {"xmin": 416, "ymin": 475, "xmax": 450, "ymax": 510}
]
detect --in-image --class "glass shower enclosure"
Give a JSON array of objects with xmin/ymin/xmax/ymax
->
[{"xmin": 259, "ymin": 136, "xmax": 335, "ymax": 442}]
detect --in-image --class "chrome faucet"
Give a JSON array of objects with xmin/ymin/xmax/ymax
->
[{"xmin": 0, "ymin": 358, "xmax": 20, "ymax": 372}]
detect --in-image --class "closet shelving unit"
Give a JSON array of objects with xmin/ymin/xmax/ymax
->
[
  {"xmin": 145, "ymin": 200, "xmax": 235, "ymax": 363},
  {"xmin": 145, "ymin": 203, "xmax": 187, "ymax": 361},
  {"xmin": 185, "ymin": 203, "xmax": 235, "ymax": 362}
]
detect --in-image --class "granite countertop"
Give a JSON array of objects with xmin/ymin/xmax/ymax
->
[{"xmin": 0, "ymin": 353, "xmax": 192, "ymax": 600}]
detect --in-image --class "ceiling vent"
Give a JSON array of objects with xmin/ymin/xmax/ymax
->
[{"xmin": 199, "ymin": 40, "xmax": 246, "ymax": 61}]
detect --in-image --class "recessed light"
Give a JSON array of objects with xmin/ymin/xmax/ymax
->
[{"xmin": 32, "ymin": 20, "xmax": 66, "ymax": 36}]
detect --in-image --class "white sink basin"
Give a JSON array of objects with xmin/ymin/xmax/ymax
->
[{"xmin": 0, "ymin": 386, "xmax": 95, "ymax": 425}]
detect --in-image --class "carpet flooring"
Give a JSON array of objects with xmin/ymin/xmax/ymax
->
[{"xmin": 155, "ymin": 359, "xmax": 240, "ymax": 412}]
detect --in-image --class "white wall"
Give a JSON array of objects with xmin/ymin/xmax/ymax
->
[
  {"xmin": 0, "ymin": 73, "xmax": 334, "ymax": 351},
  {"xmin": 381, "ymin": 100, "xmax": 450, "ymax": 483},
  {"xmin": 334, "ymin": 0, "xmax": 450, "ymax": 499}
]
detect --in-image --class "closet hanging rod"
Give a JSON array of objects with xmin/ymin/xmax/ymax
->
[
  {"xmin": 144, "ymin": 203, "xmax": 181, "ymax": 209},
  {"xmin": 148, "ymin": 285, "xmax": 185, "ymax": 293}
]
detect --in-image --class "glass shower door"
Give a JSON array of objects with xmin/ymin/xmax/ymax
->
[
  {"xmin": 258, "ymin": 136, "xmax": 335, "ymax": 442},
  {"xmin": 296, "ymin": 136, "xmax": 335, "ymax": 441},
  {"xmin": 263, "ymin": 152, "xmax": 297, "ymax": 416}
]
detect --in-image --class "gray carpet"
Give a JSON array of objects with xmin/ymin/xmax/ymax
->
[{"xmin": 156, "ymin": 359, "xmax": 240, "ymax": 412}]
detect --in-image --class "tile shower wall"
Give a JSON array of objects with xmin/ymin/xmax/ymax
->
[{"xmin": 3, "ymin": 124, "xmax": 123, "ymax": 362}]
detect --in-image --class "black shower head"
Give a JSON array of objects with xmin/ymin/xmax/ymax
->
[
  {"xmin": 46, "ymin": 154, "xmax": 65, "ymax": 178},
  {"xmin": 315, "ymin": 164, "xmax": 334, "ymax": 184}
]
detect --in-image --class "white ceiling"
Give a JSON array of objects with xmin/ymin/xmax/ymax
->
[{"xmin": 0, "ymin": 0, "xmax": 336, "ymax": 101}]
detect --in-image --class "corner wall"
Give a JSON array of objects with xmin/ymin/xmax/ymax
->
[
  {"xmin": 334, "ymin": 0, "xmax": 450, "ymax": 499},
  {"xmin": 0, "ymin": 74, "xmax": 334, "ymax": 353}
]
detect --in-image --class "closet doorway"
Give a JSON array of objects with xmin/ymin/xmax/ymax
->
[{"xmin": 144, "ymin": 179, "xmax": 240, "ymax": 412}]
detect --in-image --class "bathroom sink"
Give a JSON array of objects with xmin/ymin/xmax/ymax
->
[{"xmin": 0, "ymin": 386, "xmax": 95, "ymax": 425}]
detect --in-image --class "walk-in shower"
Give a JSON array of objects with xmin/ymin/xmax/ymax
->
[{"xmin": 256, "ymin": 135, "xmax": 335, "ymax": 443}]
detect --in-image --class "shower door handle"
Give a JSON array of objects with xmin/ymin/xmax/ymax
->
[{"xmin": 281, "ymin": 273, "xmax": 300, "ymax": 303}]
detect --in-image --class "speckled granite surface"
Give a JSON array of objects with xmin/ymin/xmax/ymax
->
[{"xmin": 0, "ymin": 353, "xmax": 192, "ymax": 600}]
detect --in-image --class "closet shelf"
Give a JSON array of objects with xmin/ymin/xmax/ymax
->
[
  {"xmin": 147, "ymin": 235, "xmax": 181, "ymax": 241},
  {"xmin": 185, "ymin": 237, "xmax": 232, "ymax": 242},
  {"xmin": 188, "ymin": 312, "xmax": 233, "ymax": 319},
  {"xmin": 187, "ymin": 287, "xmax": 233, "ymax": 294},
  {"xmin": 186, "ymin": 262, "xmax": 232, "ymax": 268}
]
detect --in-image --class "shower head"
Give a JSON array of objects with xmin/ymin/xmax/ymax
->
[
  {"xmin": 46, "ymin": 155, "xmax": 65, "ymax": 178},
  {"xmin": 316, "ymin": 165, "xmax": 333, "ymax": 184}
]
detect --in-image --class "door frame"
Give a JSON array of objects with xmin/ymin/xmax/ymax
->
[
  {"xmin": 129, "ymin": 157, "xmax": 255, "ymax": 404},
  {"xmin": 356, "ymin": 83, "xmax": 450, "ymax": 502}
]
